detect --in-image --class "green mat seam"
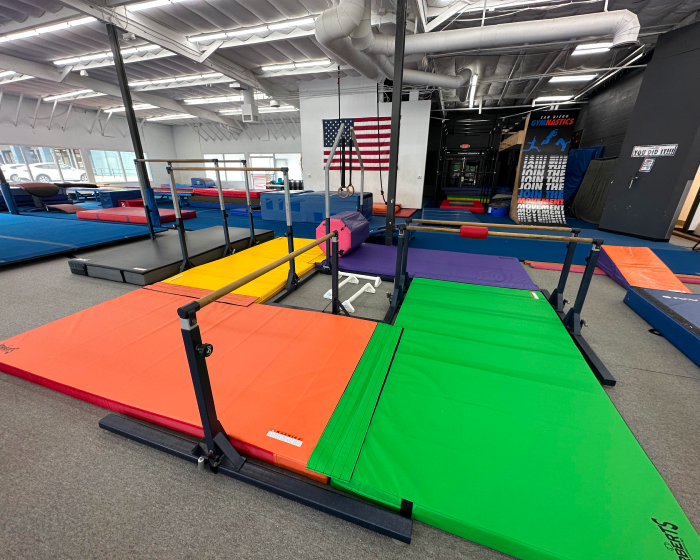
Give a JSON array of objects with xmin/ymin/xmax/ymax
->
[{"xmin": 307, "ymin": 323, "xmax": 403, "ymax": 481}]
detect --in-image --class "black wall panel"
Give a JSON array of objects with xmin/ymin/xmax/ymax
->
[{"xmin": 576, "ymin": 70, "xmax": 644, "ymax": 158}]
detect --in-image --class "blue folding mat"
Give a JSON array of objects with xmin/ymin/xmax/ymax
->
[
  {"xmin": 624, "ymin": 287, "xmax": 700, "ymax": 367},
  {"xmin": 0, "ymin": 213, "xmax": 163, "ymax": 266}
]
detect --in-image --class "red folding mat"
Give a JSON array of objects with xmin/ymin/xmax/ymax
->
[
  {"xmin": 0, "ymin": 284, "xmax": 376, "ymax": 481},
  {"xmin": 77, "ymin": 207, "xmax": 197, "ymax": 223}
]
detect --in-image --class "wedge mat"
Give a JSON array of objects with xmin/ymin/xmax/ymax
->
[{"xmin": 311, "ymin": 279, "xmax": 700, "ymax": 559}]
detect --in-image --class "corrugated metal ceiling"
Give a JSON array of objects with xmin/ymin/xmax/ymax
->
[{"xmin": 0, "ymin": 0, "xmax": 697, "ymax": 119}]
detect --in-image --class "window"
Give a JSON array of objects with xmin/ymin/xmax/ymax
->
[
  {"xmin": 120, "ymin": 151, "xmax": 139, "ymax": 182},
  {"xmin": 250, "ymin": 154, "xmax": 274, "ymax": 188},
  {"xmin": 89, "ymin": 150, "xmax": 125, "ymax": 183},
  {"xmin": 274, "ymin": 153, "xmax": 302, "ymax": 181},
  {"xmin": 202, "ymin": 153, "xmax": 245, "ymax": 182}
]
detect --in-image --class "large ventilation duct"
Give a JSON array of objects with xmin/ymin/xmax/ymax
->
[
  {"xmin": 315, "ymin": 0, "xmax": 384, "ymax": 82},
  {"xmin": 361, "ymin": 10, "xmax": 640, "ymax": 56},
  {"xmin": 351, "ymin": 0, "xmax": 471, "ymax": 88},
  {"xmin": 316, "ymin": 0, "xmax": 640, "ymax": 94}
]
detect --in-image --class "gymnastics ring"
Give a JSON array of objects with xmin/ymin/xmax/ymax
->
[{"xmin": 338, "ymin": 184, "xmax": 355, "ymax": 198}]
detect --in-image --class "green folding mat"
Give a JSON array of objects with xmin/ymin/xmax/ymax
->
[{"xmin": 309, "ymin": 279, "xmax": 700, "ymax": 560}]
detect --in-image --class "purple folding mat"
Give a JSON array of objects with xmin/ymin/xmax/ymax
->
[{"xmin": 329, "ymin": 243, "xmax": 539, "ymax": 291}]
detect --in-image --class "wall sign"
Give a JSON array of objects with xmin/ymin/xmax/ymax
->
[
  {"xmin": 513, "ymin": 109, "xmax": 579, "ymax": 226},
  {"xmin": 639, "ymin": 158, "xmax": 655, "ymax": 172},
  {"xmin": 631, "ymin": 144, "xmax": 678, "ymax": 157}
]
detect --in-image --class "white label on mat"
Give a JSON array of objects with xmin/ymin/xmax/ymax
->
[
  {"xmin": 267, "ymin": 430, "xmax": 303, "ymax": 447},
  {"xmin": 531, "ymin": 292, "xmax": 540, "ymax": 299}
]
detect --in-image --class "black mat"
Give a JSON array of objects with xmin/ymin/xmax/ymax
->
[{"xmin": 68, "ymin": 226, "xmax": 274, "ymax": 285}]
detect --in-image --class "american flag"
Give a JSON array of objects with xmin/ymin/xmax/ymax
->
[{"xmin": 323, "ymin": 116, "xmax": 392, "ymax": 171}]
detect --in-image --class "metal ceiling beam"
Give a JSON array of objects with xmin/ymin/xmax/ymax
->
[
  {"xmin": 54, "ymin": 0, "xmax": 297, "ymax": 106},
  {"xmin": 0, "ymin": 51, "xmax": 239, "ymax": 126},
  {"xmin": 0, "ymin": 8, "xmax": 81, "ymax": 35}
]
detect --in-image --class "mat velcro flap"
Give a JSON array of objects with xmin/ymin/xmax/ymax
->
[{"xmin": 308, "ymin": 323, "xmax": 402, "ymax": 481}]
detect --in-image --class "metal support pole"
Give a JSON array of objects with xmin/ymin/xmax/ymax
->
[
  {"xmin": 385, "ymin": 0, "xmax": 407, "ymax": 245},
  {"xmin": 563, "ymin": 241, "xmax": 602, "ymax": 335},
  {"xmin": 548, "ymin": 229, "xmax": 580, "ymax": 313},
  {"xmin": 325, "ymin": 124, "xmax": 345, "ymax": 267},
  {"xmin": 213, "ymin": 159, "xmax": 232, "ymax": 257},
  {"xmin": 167, "ymin": 164, "xmax": 194, "ymax": 271},
  {"xmin": 391, "ymin": 226, "xmax": 406, "ymax": 309},
  {"xmin": 106, "ymin": 23, "xmax": 156, "ymax": 240},
  {"xmin": 283, "ymin": 167, "xmax": 298, "ymax": 291},
  {"xmin": 178, "ymin": 304, "xmax": 245, "ymax": 471},
  {"xmin": 242, "ymin": 159, "xmax": 255, "ymax": 247}
]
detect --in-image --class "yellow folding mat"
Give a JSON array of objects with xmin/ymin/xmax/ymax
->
[{"xmin": 163, "ymin": 237, "xmax": 324, "ymax": 303}]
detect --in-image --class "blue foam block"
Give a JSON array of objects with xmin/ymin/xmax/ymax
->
[{"xmin": 624, "ymin": 287, "xmax": 700, "ymax": 367}]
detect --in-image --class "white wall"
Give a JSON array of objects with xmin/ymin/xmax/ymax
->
[
  {"xmin": 0, "ymin": 92, "xmax": 177, "ymax": 187},
  {"xmin": 300, "ymin": 76, "xmax": 430, "ymax": 209},
  {"xmin": 171, "ymin": 120, "xmax": 302, "ymax": 186}
]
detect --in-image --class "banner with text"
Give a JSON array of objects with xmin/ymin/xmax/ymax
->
[{"xmin": 514, "ymin": 109, "xmax": 579, "ymax": 225}]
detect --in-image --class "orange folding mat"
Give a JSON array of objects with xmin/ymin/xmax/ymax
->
[
  {"xmin": 0, "ymin": 286, "xmax": 376, "ymax": 481},
  {"xmin": 598, "ymin": 246, "xmax": 692, "ymax": 293}
]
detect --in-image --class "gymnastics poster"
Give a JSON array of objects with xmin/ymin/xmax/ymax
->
[{"xmin": 511, "ymin": 109, "xmax": 579, "ymax": 225}]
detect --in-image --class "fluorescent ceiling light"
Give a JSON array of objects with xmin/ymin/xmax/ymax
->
[
  {"xmin": 0, "ymin": 17, "xmax": 95, "ymax": 44},
  {"xmin": 549, "ymin": 74, "xmax": 597, "ymax": 83},
  {"xmin": 219, "ymin": 106, "xmax": 298, "ymax": 115},
  {"xmin": 0, "ymin": 74, "xmax": 34, "ymax": 84},
  {"xmin": 261, "ymin": 63, "xmax": 295, "ymax": 72},
  {"xmin": 127, "ymin": 0, "xmax": 189, "ymax": 12},
  {"xmin": 190, "ymin": 17, "xmax": 317, "ymax": 42},
  {"xmin": 53, "ymin": 44, "xmax": 167, "ymax": 66},
  {"xmin": 293, "ymin": 59, "xmax": 331, "ymax": 68},
  {"xmin": 268, "ymin": 17, "xmax": 316, "ymax": 30},
  {"xmin": 259, "ymin": 106, "xmax": 299, "ymax": 113},
  {"xmin": 572, "ymin": 42, "xmax": 613, "ymax": 56},
  {"xmin": 147, "ymin": 114, "xmax": 195, "ymax": 121},
  {"xmin": 534, "ymin": 95, "xmax": 573, "ymax": 103},
  {"xmin": 106, "ymin": 104, "xmax": 158, "ymax": 113},
  {"xmin": 43, "ymin": 89, "xmax": 94, "ymax": 101},
  {"xmin": 262, "ymin": 59, "xmax": 331, "ymax": 72},
  {"xmin": 468, "ymin": 74, "xmax": 477, "ymax": 108},
  {"xmin": 184, "ymin": 92, "xmax": 267, "ymax": 105}
]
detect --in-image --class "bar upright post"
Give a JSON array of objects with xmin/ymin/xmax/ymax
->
[
  {"xmin": 331, "ymin": 235, "xmax": 340, "ymax": 314},
  {"xmin": 242, "ymin": 159, "xmax": 255, "ymax": 247},
  {"xmin": 167, "ymin": 164, "xmax": 193, "ymax": 271},
  {"xmin": 563, "ymin": 241, "xmax": 602, "ymax": 335},
  {"xmin": 549, "ymin": 228, "xmax": 580, "ymax": 313},
  {"xmin": 283, "ymin": 167, "xmax": 298, "ymax": 291},
  {"xmin": 213, "ymin": 159, "xmax": 232, "ymax": 257}
]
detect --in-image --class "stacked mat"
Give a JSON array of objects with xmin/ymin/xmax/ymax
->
[
  {"xmin": 163, "ymin": 237, "xmax": 325, "ymax": 303},
  {"xmin": 309, "ymin": 279, "xmax": 700, "ymax": 559}
]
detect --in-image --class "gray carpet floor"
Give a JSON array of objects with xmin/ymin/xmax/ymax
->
[{"xmin": 0, "ymin": 254, "xmax": 698, "ymax": 559}]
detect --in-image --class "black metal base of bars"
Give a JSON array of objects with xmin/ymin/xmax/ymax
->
[{"xmin": 99, "ymin": 414, "xmax": 412, "ymax": 543}]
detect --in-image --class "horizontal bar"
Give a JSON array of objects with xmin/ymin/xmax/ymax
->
[
  {"xmin": 99, "ymin": 414, "xmax": 412, "ymax": 542},
  {"xmin": 407, "ymin": 225, "xmax": 596, "ymax": 243},
  {"xmin": 170, "ymin": 166, "xmax": 282, "ymax": 172},
  {"xmin": 135, "ymin": 158, "xmax": 244, "ymax": 164},
  {"xmin": 197, "ymin": 232, "xmax": 337, "ymax": 308},
  {"xmin": 413, "ymin": 218, "xmax": 572, "ymax": 233}
]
